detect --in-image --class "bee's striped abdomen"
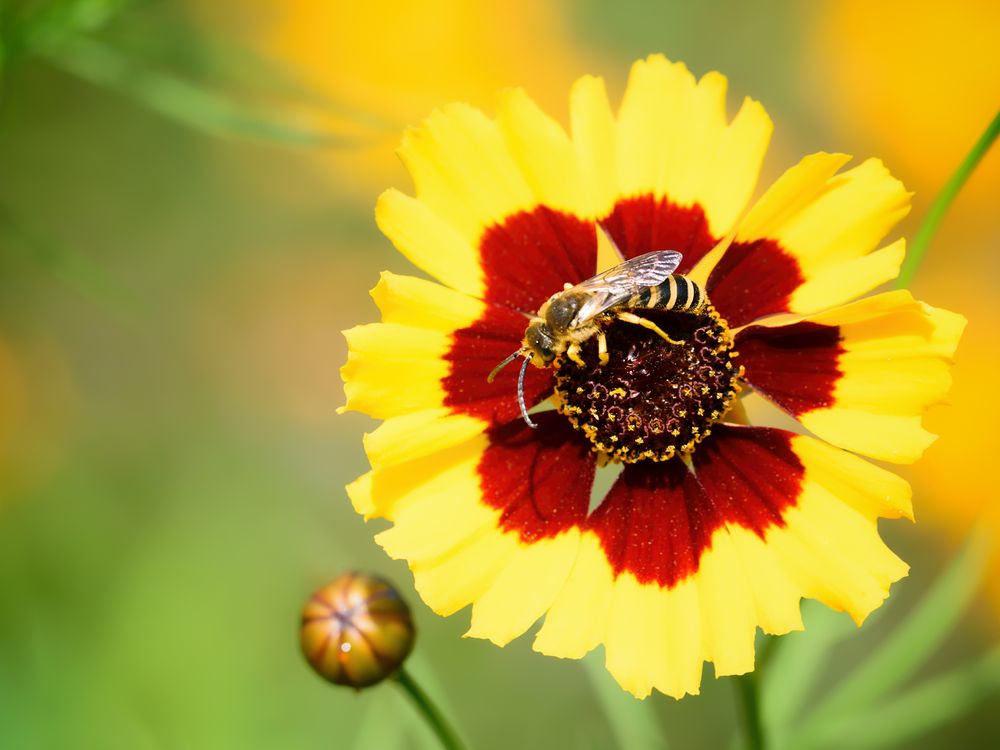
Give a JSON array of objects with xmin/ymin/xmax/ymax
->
[
  {"xmin": 629, "ymin": 285, "xmax": 658, "ymax": 307},
  {"xmin": 668, "ymin": 276, "xmax": 705, "ymax": 312},
  {"xmin": 624, "ymin": 275, "xmax": 707, "ymax": 315}
]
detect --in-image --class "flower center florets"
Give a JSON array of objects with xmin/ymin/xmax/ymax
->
[{"xmin": 554, "ymin": 306, "xmax": 741, "ymax": 463}]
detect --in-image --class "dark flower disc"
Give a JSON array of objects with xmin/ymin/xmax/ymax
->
[{"xmin": 554, "ymin": 307, "xmax": 741, "ymax": 462}]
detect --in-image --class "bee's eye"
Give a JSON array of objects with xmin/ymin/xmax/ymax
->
[
  {"xmin": 545, "ymin": 295, "xmax": 583, "ymax": 330},
  {"xmin": 526, "ymin": 323, "xmax": 556, "ymax": 360}
]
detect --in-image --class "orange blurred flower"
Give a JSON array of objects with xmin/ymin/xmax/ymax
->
[
  {"xmin": 0, "ymin": 334, "xmax": 75, "ymax": 504},
  {"xmin": 189, "ymin": 0, "xmax": 593, "ymax": 199},
  {"xmin": 0, "ymin": 337, "xmax": 27, "ymax": 488},
  {"xmin": 808, "ymin": 0, "xmax": 999, "ymax": 214}
]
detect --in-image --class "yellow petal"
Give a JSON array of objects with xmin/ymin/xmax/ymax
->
[
  {"xmin": 737, "ymin": 152, "xmax": 852, "ymax": 240},
  {"xmin": 788, "ymin": 238, "xmax": 906, "ymax": 314},
  {"xmin": 466, "ymin": 531, "xmax": 581, "ymax": 646},
  {"xmin": 808, "ymin": 293, "xmax": 967, "ymax": 463},
  {"xmin": 346, "ymin": 471, "xmax": 375, "ymax": 519},
  {"xmin": 340, "ymin": 323, "xmax": 451, "ymax": 418},
  {"xmin": 594, "ymin": 223, "xmax": 624, "ymax": 273},
  {"xmin": 376, "ymin": 474, "xmax": 499, "ymax": 566},
  {"xmin": 616, "ymin": 55, "xmax": 771, "ymax": 236},
  {"xmin": 362, "ymin": 415, "xmax": 594, "ymax": 630},
  {"xmin": 603, "ymin": 574, "xmax": 664, "ymax": 699},
  {"xmin": 736, "ymin": 154, "xmax": 911, "ymax": 317},
  {"xmin": 768, "ymin": 486, "xmax": 909, "ymax": 625},
  {"xmin": 695, "ymin": 529, "xmax": 757, "ymax": 677},
  {"xmin": 364, "ymin": 434, "xmax": 487, "ymax": 522},
  {"xmin": 570, "ymin": 75, "xmax": 617, "ymax": 218},
  {"xmin": 410, "ymin": 528, "xmax": 520, "ymax": 617},
  {"xmin": 496, "ymin": 88, "xmax": 587, "ymax": 215},
  {"xmin": 605, "ymin": 574, "xmax": 703, "ymax": 699},
  {"xmin": 739, "ymin": 290, "xmax": 966, "ymax": 463},
  {"xmin": 397, "ymin": 103, "xmax": 534, "ymax": 244},
  {"xmin": 792, "ymin": 435, "xmax": 914, "ymax": 521},
  {"xmin": 533, "ymin": 533, "xmax": 614, "ymax": 659},
  {"xmin": 364, "ymin": 409, "xmax": 486, "ymax": 470},
  {"xmin": 725, "ymin": 526, "xmax": 804, "ymax": 636},
  {"xmin": 698, "ymin": 95, "xmax": 772, "ymax": 237},
  {"xmin": 765, "ymin": 435, "xmax": 910, "ymax": 624},
  {"xmin": 800, "ymin": 410, "xmax": 937, "ymax": 465},
  {"xmin": 370, "ymin": 271, "xmax": 485, "ymax": 330},
  {"xmin": 375, "ymin": 189, "xmax": 485, "ymax": 297},
  {"xmin": 777, "ymin": 158, "xmax": 910, "ymax": 271}
]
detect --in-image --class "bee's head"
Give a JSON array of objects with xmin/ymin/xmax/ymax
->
[{"xmin": 524, "ymin": 320, "xmax": 558, "ymax": 365}]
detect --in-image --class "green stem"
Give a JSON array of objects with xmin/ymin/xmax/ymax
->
[
  {"xmin": 395, "ymin": 668, "xmax": 466, "ymax": 750},
  {"xmin": 734, "ymin": 672, "xmax": 765, "ymax": 750},
  {"xmin": 896, "ymin": 109, "xmax": 1000, "ymax": 288}
]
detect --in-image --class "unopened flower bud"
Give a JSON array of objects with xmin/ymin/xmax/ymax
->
[{"xmin": 300, "ymin": 572, "xmax": 415, "ymax": 688}]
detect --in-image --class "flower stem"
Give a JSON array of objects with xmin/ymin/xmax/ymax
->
[
  {"xmin": 896, "ymin": 108, "xmax": 1000, "ymax": 288},
  {"xmin": 395, "ymin": 668, "xmax": 466, "ymax": 750},
  {"xmin": 734, "ymin": 672, "xmax": 766, "ymax": 750}
]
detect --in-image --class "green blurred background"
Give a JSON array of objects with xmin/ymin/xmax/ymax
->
[{"xmin": 1, "ymin": 1, "xmax": 998, "ymax": 747}]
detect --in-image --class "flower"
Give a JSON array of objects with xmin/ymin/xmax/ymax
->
[
  {"xmin": 340, "ymin": 55, "xmax": 966, "ymax": 699},
  {"xmin": 300, "ymin": 572, "xmax": 416, "ymax": 688}
]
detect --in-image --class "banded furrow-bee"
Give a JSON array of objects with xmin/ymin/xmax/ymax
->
[{"xmin": 488, "ymin": 228, "xmax": 709, "ymax": 427}]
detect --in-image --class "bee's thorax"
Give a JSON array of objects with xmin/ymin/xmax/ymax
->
[{"xmin": 542, "ymin": 291, "xmax": 588, "ymax": 333}]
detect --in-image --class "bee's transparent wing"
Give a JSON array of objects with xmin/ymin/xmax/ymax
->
[{"xmin": 570, "ymin": 250, "xmax": 683, "ymax": 324}]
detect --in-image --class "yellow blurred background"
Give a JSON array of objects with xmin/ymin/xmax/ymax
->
[{"xmin": 1, "ymin": 1, "xmax": 997, "ymax": 747}]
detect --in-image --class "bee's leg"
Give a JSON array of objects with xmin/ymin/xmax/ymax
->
[
  {"xmin": 616, "ymin": 311, "xmax": 685, "ymax": 345},
  {"xmin": 566, "ymin": 342, "xmax": 586, "ymax": 367},
  {"xmin": 597, "ymin": 330, "xmax": 609, "ymax": 366}
]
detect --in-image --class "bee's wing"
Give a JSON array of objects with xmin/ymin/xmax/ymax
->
[{"xmin": 570, "ymin": 250, "xmax": 683, "ymax": 324}]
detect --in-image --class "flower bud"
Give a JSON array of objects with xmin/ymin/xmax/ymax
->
[{"xmin": 300, "ymin": 572, "xmax": 415, "ymax": 688}]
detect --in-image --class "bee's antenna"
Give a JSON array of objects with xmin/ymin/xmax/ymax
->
[
  {"xmin": 517, "ymin": 355, "xmax": 537, "ymax": 429},
  {"xmin": 487, "ymin": 348, "xmax": 525, "ymax": 383}
]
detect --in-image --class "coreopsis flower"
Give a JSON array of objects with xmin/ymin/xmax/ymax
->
[{"xmin": 340, "ymin": 55, "xmax": 965, "ymax": 698}]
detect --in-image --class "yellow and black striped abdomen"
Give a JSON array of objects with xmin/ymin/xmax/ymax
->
[{"xmin": 627, "ymin": 275, "xmax": 707, "ymax": 314}]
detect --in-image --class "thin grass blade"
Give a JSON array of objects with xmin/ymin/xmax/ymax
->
[
  {"xmin": 582, "ymin": 650, "xmax": 670, "ymax": 749},
  {"xmin": 800, "ymin": 645, "xmax": 1000, "ymax": 750},
  {"xmin": 794, "ymin": 528, "xmax": 992, "ymax": 738},
  {"xmin": 760, "ymin": 602, "xmax": 856, "ymax": 736}
]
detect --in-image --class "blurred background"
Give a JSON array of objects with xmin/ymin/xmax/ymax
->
[{"xmin": 0, "ymin": 1, "xmax": 997, "ymax": 747}]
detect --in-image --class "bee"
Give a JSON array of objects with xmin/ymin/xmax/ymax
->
[{"xmin": 488, "ymin": 228, "xmax": 709, "ymax": 428}]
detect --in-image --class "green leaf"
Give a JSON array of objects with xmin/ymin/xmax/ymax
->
[
  {"xmin": 41, "ymin": 34, "xmax": 365, "ymax": 148},
  {"xmin": 760, "ymin": 602, "xmax": 856, "ymax": 736},
  {"xmin": 582, "ymin": 649, "xmax": 670, "ymax": 749},
  {"xmin": 1, "ymin": 0, "xmax": 133, "ymax": 65},
  {"xmin": 791, "ymin": 528, "xmax": 992, "ymax": 744},
  {"xmin": 800, "ymin": 645, "xmax": 1000, "ymax": 750}
]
